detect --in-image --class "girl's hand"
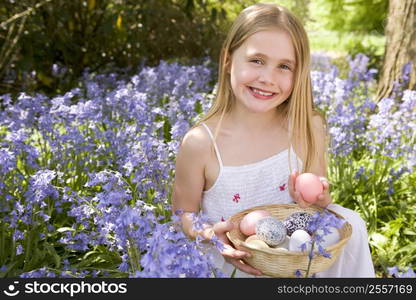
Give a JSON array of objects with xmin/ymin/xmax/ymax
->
[
  {"xmin": 288, "ymin": 171, "xmax": 332, "ymax": 208},
  {"xmin": 212, "ymin": 220, "xmax": 263, "ymax": 276}
]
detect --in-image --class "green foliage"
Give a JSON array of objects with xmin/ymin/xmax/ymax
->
[
  {"xmin": 312, "ymin": 0, "xmax": 388, "ymax": 35},
  {"xmin": 274, "ymin": 0, "xmax": 312, "ymax": 25},
  {"xmin": 0, "ymin": 0, "xmax": 251, "ymax": 96},
  {"xmin": 328, "ymin": 132, "xmax": 416, "ymax": 278}
]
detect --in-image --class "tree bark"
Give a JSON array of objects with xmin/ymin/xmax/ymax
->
[{"xmin": 376, "ymin": 0, "xmax": 416, "ymax": 101}]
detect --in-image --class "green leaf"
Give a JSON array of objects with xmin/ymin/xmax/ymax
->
[
  {"xmin": 369, "ymin": 233, "xmax": 388, "ymax": 249},
  {"xmin": 403, "ymin": 229, "xmax": 416, "ymax": 236},
  {"xmin": 44, "ymin": 243, "xmax": 61, "ymax": 268},
  {"xmin": 56, "ymin": 227, "xmax": 76, "ymax": 233}
]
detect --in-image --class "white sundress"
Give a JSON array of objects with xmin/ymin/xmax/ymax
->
[{"xmin": 200, "ymin": 122, "xmax": 375, "ymax": 278}]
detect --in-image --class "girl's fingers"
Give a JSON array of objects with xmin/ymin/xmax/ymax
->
[
  {"xmin": 213, "ymin": 220, "xmax": 234, "ymax": 242},
  {"xmin": 288, "ymin": 170, "xmax": 298, "ymax": 190},
  {"xmin": 296, "ymin": 199, "xmax": 309, "ymax": 209},
  {"xmin": 317, "ymin": 193, "xmax": 326, "ymax": 202},
  {"xmin": 220, "ymin": 244, "xmax": 250, "ymax": 259},
  {"xmin": 294, "ymin": 191, "xmax": 309, "ymax": 208},
  {"xmin": 288, "ymin": 170, "xmax": 299, "ymax": 200},
  {"xmin": 319, "ymin": 177, "xmax": 330, "ymax": 191},
  {"xmin": 316, "ymin": 193, "xmax": 331, "ymax": 208},
  {"xmin": 214, "ymin": 221, "xmax": 251, "ymax": 259}
]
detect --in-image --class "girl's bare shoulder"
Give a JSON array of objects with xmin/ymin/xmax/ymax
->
[{"xmin": 178, "ymin": 123, "xmax": 212, "ymax": 160}]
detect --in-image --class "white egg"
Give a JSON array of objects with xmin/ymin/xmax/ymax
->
[
  {"xmin": 288, "ymin": 230, "xmax": 312, "ymax": 252},
  {"xmin": 316, "ymin": 227, "xmax": 340, "ymax": 249}
]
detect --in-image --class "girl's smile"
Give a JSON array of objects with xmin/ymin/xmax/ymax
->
[{"xmin": 247, "ymin": 86, "xmax": 277, "ymax": 100}]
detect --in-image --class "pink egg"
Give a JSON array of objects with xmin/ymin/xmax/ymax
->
[
  {"xmin": 295, "ymin": 173, "xmax": 323, "ymax": 203},
  {"xmin": 239, "ymin": 210, "xmax": 271, "ymax": 236}
]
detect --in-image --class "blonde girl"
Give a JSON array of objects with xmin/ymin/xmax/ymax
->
[{"xmin": 172, "ymin": 3, "xmax": 375, "ymax": 277}]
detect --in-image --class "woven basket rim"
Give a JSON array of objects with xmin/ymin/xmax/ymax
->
[{"xmin": 226, "ymin": 203, "xmax": 352, "ymax": 257}]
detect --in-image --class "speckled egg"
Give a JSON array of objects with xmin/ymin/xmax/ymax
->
[
  {"xmin": 255, "ymin": 216, "xmax": 287, "ymax": 246},
  {"xmin": 283, "ymin": 212, "xmax": 313, "ymax": 236}
]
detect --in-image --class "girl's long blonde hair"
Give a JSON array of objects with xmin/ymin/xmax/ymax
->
[{"xmin": 195, "ymin": 3, "xmax": 323, "ymax": 172}]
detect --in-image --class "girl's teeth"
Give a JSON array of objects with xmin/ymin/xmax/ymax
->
[{"xmin": 252, "ymin": 88, "xmax": 273, "ymax": 96}]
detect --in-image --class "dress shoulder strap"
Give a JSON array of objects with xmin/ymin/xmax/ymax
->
[{"xmin": 201, "ymin": 122, "xmax": 224, "ymax": 168}]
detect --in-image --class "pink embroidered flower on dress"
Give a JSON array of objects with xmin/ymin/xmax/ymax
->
[
  {"xmin": 279, "ymin": 183, "xmax": 287, "ymax": 191},
  {"xmin": 232, "ymin": 193, "xmax": 240, "ymax": 203}
]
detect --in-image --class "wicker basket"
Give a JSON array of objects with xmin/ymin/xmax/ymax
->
[{"xmin": 226, "ymin": 203, "xmax": 352, "ymax": 277}]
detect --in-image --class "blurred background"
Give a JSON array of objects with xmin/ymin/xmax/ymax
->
[{"xmin": 0, "ymin": 0, "xmax": 414, "ymax": 98}]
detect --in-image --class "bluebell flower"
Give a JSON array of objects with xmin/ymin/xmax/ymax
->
[
  {"xmin": 137, "ymin": 221, "xmax": 223, "ymax": 278},
  {"xmin": 16, "ymin": 244, "xmax": 23, "ymax": 255},
  {"xmin": 387, "ymin": 266, "xmax": 416, "ymax": 278},
  {"xmin": 301, "ymin": 209, "xmax": 346, "ymax": 277},
  {"xmin": 20, "ymin": 267, "xmax": 58, "ymax": 278},
  {"xmin": 0, "ymin": 148, "xmax": 16, "ymax": 174}
]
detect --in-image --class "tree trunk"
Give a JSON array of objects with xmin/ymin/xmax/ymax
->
[{"xmin": 376, "ymin": 0, "xmax": 416, "ymax": 101}]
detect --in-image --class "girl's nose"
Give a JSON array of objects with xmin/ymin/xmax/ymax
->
[{"xmin": 258, "ymin": 67, "xmax": 277, "ymax": 86}]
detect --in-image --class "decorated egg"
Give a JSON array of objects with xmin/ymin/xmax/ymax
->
[
  {"xmin": 255, "ymin": 216, "xmax": 287, "ymax": 246},
  {"xmin": 245, "ymin": 234, "xmax": 261, "ymax": 243},
  {"xmin": 283, "ymin": 212, "xmax": 313, "ymax": 236},
  {"xmin": 295, "ymin": 173, "xmax": 323, "ymax": 203},
  {"xmin": 288, "ymin": 229, "xmax": 312, "ymax": 252},
  {"xmin": 239, "ymin": 210, "xmax": 271, "ymax": 236},
  {"xmin": 271, "ymin": 235, "xmax": 290, "ymax": 250},
  {"xmin": 316, "ymin": 227, "xmax": 340, "ymax": 249},
  {"xmin": 270, "ymin": 241, "xmax": 289, "ymax": 252},
  {"xmin": 244, "ymin": 236, "xmax": 270, "ymax": 250},
  {"xmin": 279, "ymin": 235, "xmax": 290, "ymax": 249}
]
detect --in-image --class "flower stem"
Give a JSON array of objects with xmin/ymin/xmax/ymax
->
[{"xmin": 305, "ymin": 240, "xmax": 316, "ymax": 278}]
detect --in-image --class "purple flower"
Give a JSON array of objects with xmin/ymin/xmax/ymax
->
[
  {"xmin": 20, "ymin": 267, "xmax": 57, "ymax": 278},
  {"xmin": 387, "ymin": 266, "xmax": 416, "ymax": 278},
  {"xmin": 16, "ymin": 244, "xmax": 23, "ymax": 255},
  {"xmin": 299, "ymin": 209, "xmax": 346, "ymax": 277},
  {"xmin": 0, "ymin": 148, "xmax": 16, "ymax": 173},
  {"xmin": 136, "ymin": 221, "xmax": 223, "ymax": 278}
]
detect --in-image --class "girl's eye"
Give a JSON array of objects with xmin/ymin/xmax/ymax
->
[
  {"xmin": 280, "ymin": 64, "xmax": 291, "ymax": 71},
  {"xmin": 250, "ymin": 59, "xmax": 263, "ymax": 65}
]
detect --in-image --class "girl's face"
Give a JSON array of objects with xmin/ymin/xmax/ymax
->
[{"xmin": 228, "ymin": 29, "xmax": 296, "ymax": 114}]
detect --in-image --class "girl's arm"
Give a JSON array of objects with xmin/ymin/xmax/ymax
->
[
  {"xmin": 171, "ymin": 126, "xmax": 213, "ymax": 240},
  {"xmin": 289, "ymin": 114, "xmax": 332, "ymax": 208},
  {"xmin": 172, "ymin": 126, "xmax": 262, "ymax": 275}
]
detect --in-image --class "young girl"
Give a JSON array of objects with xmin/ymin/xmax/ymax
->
[{"xmin": 172, "ymin": 3, "xmax": 375, "ymax": 278}]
